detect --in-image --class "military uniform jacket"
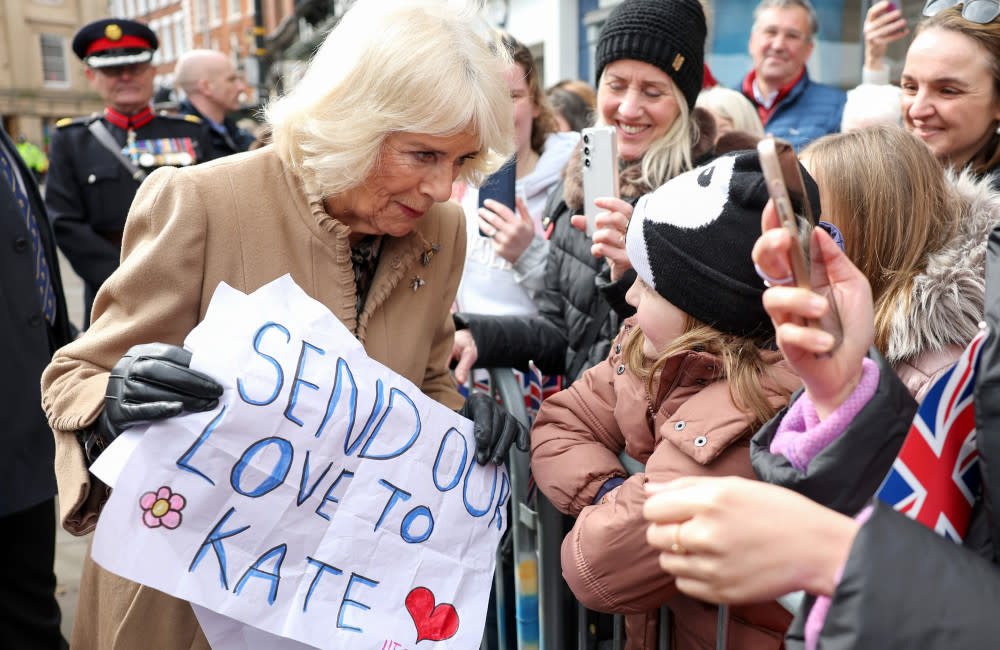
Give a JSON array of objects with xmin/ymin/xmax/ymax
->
[{"xmin": 45, "ymin": 110, "xmax": 210, "ymax": 321}]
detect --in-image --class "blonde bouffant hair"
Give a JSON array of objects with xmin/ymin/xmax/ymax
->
[{"xmin": 266, "ymin": 0, "xmax": 515, "ymax": 197}]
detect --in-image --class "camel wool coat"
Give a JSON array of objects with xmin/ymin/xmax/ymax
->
[{"xmin": 40, "ymin": 145, "xmax": 467, "ymax": 649}]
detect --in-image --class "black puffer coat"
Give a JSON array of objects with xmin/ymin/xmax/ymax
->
[{"xmin": 455, "ymin": 172, "xmax": 636, "ymax": 383}]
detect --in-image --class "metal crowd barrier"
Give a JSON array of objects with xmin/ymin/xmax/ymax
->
[{"xmin": 478, "ymin": 367, "xmax": 798, "ymax": 650}]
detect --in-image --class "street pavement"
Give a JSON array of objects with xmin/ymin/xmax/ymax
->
[{"xmin": 54, "ymin": 251, "xmax": 88, "ymax": 642}]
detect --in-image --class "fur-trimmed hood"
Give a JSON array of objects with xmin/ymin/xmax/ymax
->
[
  {"xmin": 884, "ymin": 168, "xmax": 1000, "ymax": 364},
  {"xmin": 561, "ymin": 106, "xmax": 717, "ymax": 211}
]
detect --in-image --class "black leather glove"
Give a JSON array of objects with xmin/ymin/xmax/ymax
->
[
  {"xmin": 84, "ymin": 343, "xmax": 224, "ymax": 461},
  {"xmin": 459, "ymin": 390, "xmax": 529, "ymax": 466}
]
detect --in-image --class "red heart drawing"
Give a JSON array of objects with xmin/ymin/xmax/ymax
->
[{"xmin": 405, "ymin": 586, "xmax": 460, "ymax": 643}]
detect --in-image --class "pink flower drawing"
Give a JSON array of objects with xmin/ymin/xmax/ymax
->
[{"xmin": 139, "ymin": 486, "xmax": 186, "ymax": 529}]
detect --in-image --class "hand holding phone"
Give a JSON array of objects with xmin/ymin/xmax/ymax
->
[
  {"xmin": 581, "ymin": 126, "xmax": 620, "ymax": 236},
  {"xmin": 757, "ymin": 136, "xmax": 844, "ymax": 354},
  {"xmin": 478, "ymin": 156, "xmax": 516, "ymax": 237},
  {"xmin": 864, "ymin": 0, "xmax": 908, "ymax": 65}
]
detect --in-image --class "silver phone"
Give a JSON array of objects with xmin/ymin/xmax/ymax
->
[
  {"xmin": 757, "ymin": 135, "xmax": 843, "ymax": 353},
  {"xmin": 581, "ymin": 126, "xmax": 620, "ymax": 236}
]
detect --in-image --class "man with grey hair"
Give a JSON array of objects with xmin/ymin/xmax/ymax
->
[
  {"xmin": 740, "ymin": 0, "xmax": 845, "ymax": 150},
  {"xmin": 175, "ymin": 49, "xmax": 256, "ymax": 159}
]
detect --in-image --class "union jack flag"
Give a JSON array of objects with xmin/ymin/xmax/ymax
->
[{"xmin": 876, "ymin": 328, "xmax": 988, "ymax": 542}]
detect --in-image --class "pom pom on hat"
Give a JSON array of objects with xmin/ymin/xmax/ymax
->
[{"xmin": 625, "ymin": 149, "xmax": 820, "ymax": 338}]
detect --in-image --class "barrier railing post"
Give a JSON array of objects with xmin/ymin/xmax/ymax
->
[{"xmin": 488, "ymin": 368, "xmax": 540, "ymax": 650}]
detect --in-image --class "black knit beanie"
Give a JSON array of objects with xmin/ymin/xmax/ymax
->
[
  {"xmin": 595, "ymin": 0, "xmax": 707, "ymax": 111},
  {"xmin": 625, "ymin": 150, "xmax": 821, "ymax": 338}
]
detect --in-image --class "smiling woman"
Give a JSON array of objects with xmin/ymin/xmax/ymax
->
[
  {"xmin": 901, "ymin": 3, "xmax": 1000, "ymax": 181},
  {"xmin": 40, "ymin": 1, "xmax": 520, "ymax": 647}
]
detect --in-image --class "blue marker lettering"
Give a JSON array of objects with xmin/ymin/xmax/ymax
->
[
  {"xmin": 176, "ymin": 405, "xmax": 227, "ymax": 485},
  {"xmin": 489, "ymin": 471, "xmax": 511, "ymax": 530},
  {"xmin": 284, "ymin": 340, "xmax": 325, "ymax": 426},
  {"xmin": 231, "ymin": 437, "xmax": 293, "ymax": 498},
  {"xmin": 374, "ymin": 479, "xmax": 411, "ymax": 532},
  {"xmin": 303, "ymin": 557, "xmax": 343, "ymax": 612},
  {"xmin": 237, "ymin": 322, "xmax": 290, "ymax": 405},
  {"xmin": 400, "ymin": 506, "xmax": 434, "ymax": 544},
  {"xmin": 315, "ymin": 358, "xmax": 357, "ymax": 440},
  {"xmin": 234, "ymin": 544, "xmax": 287, "ymax": 605},
  {"xmin": 432, "ymin": 427, "xmax": 467, "ymax": 492},
  {"xmin": 345, "ymin": 378, "xmax": 384, "ymax": 456},
  {"xmin": 316, "ymin": 469, "xmax": 354, "ymax": 521},
  {"xmin": 359, "ymin": 387, "xmax": 420, "ymax": 460},
  {"xmin": 337, "ymin": 572, "xmax": 379, "ymax": 633},
  {"xmin": 463, "ymin": 459, "xmax": 497, "ymax": 517},
  {"xmin": 297, "ymin": 450, "xmax": 333, "ymax": 506},
  {"xmin": 189, "ymin": 507, "xmax": 250, "ymax": 589}
]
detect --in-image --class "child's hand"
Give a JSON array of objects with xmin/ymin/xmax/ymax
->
[
  {"xmin": 570, "ymin": 197, "xmax": 634, "ymax": 281},
  {"xmin": 753, "ymin": 200, "xmax": 874, "ymax": 418}
]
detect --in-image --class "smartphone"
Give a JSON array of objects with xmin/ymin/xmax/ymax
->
[
  {"xmin": 581, "ymin": 126, "xmax": 620, "ymax": 236},
  {"xmin": 477, "ymin": 155, "xmax": 517, "ymax": 236},
  {"xmin": 757, "ymin": 136, "xmax": 844, "ymax": 352}
]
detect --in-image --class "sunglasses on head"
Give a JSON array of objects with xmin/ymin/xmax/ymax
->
[{"xmin": 922, "ymin": 0, "xmax": 1000, "ymax": 23}]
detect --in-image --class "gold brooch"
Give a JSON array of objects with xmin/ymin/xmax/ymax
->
[
  {"xmin": 105, "ymin": 24, "xmax": 123, "ymax": 41},
  {"xmin": 422, "ymin": 243, "xmax": 441, "ymax": 267},
  {"xmin": 672, "ymin": 53, "xmax": 685, "ymax": 71}
]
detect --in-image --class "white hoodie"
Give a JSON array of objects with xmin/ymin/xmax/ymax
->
[{"xmin": 455, "ymin": 130, "xmax": 580, "ymax": 316}]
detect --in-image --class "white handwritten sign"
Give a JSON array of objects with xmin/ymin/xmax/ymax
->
[{"xmin": 91, "ymin": 275, "xmax": 507, "ymax": 649}]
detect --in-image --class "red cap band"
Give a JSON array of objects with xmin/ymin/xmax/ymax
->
[{"xmin": 85, "ymin": 34, "xmax": 152, "ymax": 56}]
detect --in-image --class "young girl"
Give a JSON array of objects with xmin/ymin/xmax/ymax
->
[
  {"xmin": 800, "ymin": 126, "xmax": 999, "ymax": 401},
  {"xmin": 530, "ymin": 150, "xmax": 802, "ymax": 650}
]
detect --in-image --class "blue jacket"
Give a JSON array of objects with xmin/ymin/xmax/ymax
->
[{"xmin": 746, "ymin": 70, "xmax": 846, "ymax": 151}]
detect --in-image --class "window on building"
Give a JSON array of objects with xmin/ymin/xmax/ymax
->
[
  {"xmin": 211, "ymin": 0, "xmax": 224, "ymax": 25},
  {"xmin": 173, "ymin": 14, "xmax": 185, "ymax": 55},
  {"xmin": 40, "ymin": 33, "xmax": 69, "ymax": 87},
  {"xmin": 161, "ymin": 22, "xmax": 174, "ymax": 62}
]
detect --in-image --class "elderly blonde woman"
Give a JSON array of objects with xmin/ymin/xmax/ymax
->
[{"xmin": 40, "ymin": 1, "xmax": 522, "ymax": 647}]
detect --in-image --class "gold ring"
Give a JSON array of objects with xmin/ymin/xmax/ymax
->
[{"xmin": 670, "ymin": 524, "xmax": 687, "ymax": 555}]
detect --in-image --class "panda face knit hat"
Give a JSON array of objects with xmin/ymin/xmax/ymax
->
[
  {"xmin": 594, "ymin": 0, "xmax": 707, "ymax": 111},
  {"xmin": 625, "ymin": 149, "xmax": 821, "ymax": 338}
]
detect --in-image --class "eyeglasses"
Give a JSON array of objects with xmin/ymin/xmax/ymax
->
[{"xmin": 922, "ymin": 0, "xmax": 1000, "ymax": 24}]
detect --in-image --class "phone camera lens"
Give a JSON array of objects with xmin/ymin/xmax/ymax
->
[
  {"xmin": 583, "ymin": 147, "xmax": 590, "ymax": 155},
  {"xmin": 584, "ymin": 159, "xmax": 591, "ymax": 167},
  {"xmin": 583, "ymin": 134, "xmax": 590, "ymax": 143}
]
